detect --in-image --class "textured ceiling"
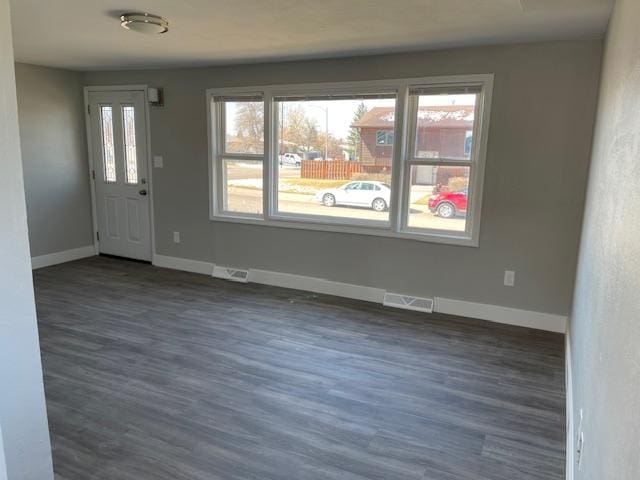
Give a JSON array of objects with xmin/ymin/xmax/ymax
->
[{"xmin": 10, "ymin": 0, "xmax": 613, "ymax": 71}]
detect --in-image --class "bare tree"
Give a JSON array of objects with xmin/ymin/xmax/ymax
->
[
  {"xmin": 233, "ymin": 102, "xmax": 264, "ymax": 153},
  {"xmin": 282, "ymin": 105, "xmax": 319, "ymax": 153},
  {"xmin": 317, "ymin": 132, "xmax": 344, "ymax": 160}
]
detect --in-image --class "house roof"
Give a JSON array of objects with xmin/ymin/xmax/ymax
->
[{"xmin": 352, "ymin": 105, "xmax": 475, "ymax": 129}]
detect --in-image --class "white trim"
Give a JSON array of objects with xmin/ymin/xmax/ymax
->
[
  {"xmin": 204, "ymin": 214, "xmax": 478, "ymax": 247},
  {"xmin": 152, "ymin": 254, "xmax": 214, "ymax": 275},
  {"xmin": 249, "ymin": 268, "xmax": 385, "ymax": 303},
  {"xmin": 148, "ymin": 254, "xmax": 567, "ymax": 332},
  {"xmin": 0, "ymin": 424, "xmax": 7, "ymax": 480},
  {"xmin": 31, "ymin": 245, "xmax": 95, "ymax": 270},
  {"xmin": 566, "ymin": 328, "xmax": 574, "ymax": 480},
  {"xmin": 83, "ymin": 85, "xmax": 156, "ymax": 260},
  {"xmin": 142, "ymin": 87, "xmax": 157, "ymax": 260},
  {"xmin": 83, "ymin": 87, "xmax": 100, "ymax": 253},
  {"xmin": 84, "ymin": 85, "xmax": 149, "ymax": 92},
  {"xmin": 206, "ymin": 74, "xmax": 494, "ymax": 247},
  {"xmin": 434, "ymin": 297, "xmax": 567, "ymax": 333}
]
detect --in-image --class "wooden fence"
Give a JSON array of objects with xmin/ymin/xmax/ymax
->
[{"xmin": 301, "ymin": 160, "xmax": 391, "ymax": 180}]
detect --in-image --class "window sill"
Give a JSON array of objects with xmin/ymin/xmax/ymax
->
[{"xmin": 210, "ymin": 213, "xmax": 479, "ymax": 247}]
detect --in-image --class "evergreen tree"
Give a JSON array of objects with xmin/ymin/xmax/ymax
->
[{"xmin": 347, "ymin": 102, "xmax": 369, "ymax": 160}]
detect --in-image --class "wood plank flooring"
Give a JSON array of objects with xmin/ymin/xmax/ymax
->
[{"xmin": 34, "ymin": 256, "xmax": 566, "ymax": 480}]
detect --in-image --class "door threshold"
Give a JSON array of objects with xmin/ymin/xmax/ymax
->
[{"xmin": 99, "ymin": 253, "xmax": 151, "ymax": 265}]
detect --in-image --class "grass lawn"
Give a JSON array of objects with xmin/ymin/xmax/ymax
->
[
  {"xmin": 414, "ymin": 195, "xmax": 431, "ymax": 205},
  {"xmin": 228, "ymin": 178, "xmax": 348, "ymax": 194},
  {"xmin": 282, "ymin": 178, "xmax": 346, "ymax": 188},
  {"xmin": 278, "ymin": 178, "xmax": 348, "ymax": 194}
]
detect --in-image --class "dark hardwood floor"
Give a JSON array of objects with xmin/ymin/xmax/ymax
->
[{"xmin": 34, "ymin": 256, "xmax": 565, "ymax": 480}]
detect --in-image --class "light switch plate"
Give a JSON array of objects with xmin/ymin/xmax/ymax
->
[
  {"xmin": 504, "ymin": 270, "xmax": 516, "ymax": 287},
  {"xmin": 153, "ymin": 155, "xmax": 164, "ymax": 168}
]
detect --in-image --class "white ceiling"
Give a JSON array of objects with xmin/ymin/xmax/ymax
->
[{"xmin": 10, "ymin": 0, "xmax": 613, "ymax": 71}]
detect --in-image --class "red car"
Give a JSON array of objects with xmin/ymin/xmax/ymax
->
[{"xmin": 428, "ymin": 188, "xmax": 468, "ymax": 218}]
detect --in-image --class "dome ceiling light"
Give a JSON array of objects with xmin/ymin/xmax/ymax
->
[{"xmin": 120, "ymin": 13, "xmax": 169, "ymax": 34}]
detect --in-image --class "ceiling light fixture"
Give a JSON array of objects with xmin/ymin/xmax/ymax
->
[{"xmin": 120, "ymin": 13, "xmax": 169, "ymax": 34}]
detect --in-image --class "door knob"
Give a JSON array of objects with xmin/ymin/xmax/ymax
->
[{"xmin": 139, "ymin": 189, "xmax": 147, "ymax": 196}]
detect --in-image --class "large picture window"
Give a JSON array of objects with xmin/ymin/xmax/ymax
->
[
  {"xmin": 273, "ymin": 94, "xmax": 396, "ymax": 224},
  {"xmin": 208, "ymin": 75, "xmax": 493, "ymax": 245}
]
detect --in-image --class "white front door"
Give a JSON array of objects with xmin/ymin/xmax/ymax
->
[{"xmin": 88, "ymin": 90, "xmax": 151, "ymax": 261}]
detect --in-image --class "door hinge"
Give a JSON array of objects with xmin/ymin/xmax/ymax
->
[
  {"xmin": 96, "ymin": 231, "xmax": 100, "ymax": 241},
  {"xmin": 87, "ymin": 104, "xmax": 91, "ymax": 115},
  {"xmin": 91, "ymin": 169, "xmax": 95, "ymax": 180}
]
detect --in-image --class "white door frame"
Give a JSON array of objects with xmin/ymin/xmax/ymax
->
[{"xmin": 83, "ymin": 85, "xmax": 156, "ymax": 260}]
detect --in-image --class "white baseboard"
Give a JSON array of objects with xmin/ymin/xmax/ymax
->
[
  {"xmin": 566, "ymin": 329, "xmax": 574, "ymax": 480},
  {"xmin": 250, "ymin": 269, "xmax": 386, "ymax": 303},
  {"xmin": 434, "ymin": 297, "xmax": 567, "ymax": 333},
  {"xmin": 152, "ymin": 254, "xmax": 214, "ymax": 275},
  {"xmin": 31, "ymin": 245, "xmax": 96, "ymax": 270},
  {"xmin": 148, "ymin": 254, "xmax": 567, "ymax": 333},
  {"xmin": 0, "ymin": 424, "xmax": 7, "ymax": 480}
]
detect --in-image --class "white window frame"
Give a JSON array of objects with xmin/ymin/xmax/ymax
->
[
  {"xmin": 464, "ymin": 130, "xmax": 473, "ymax": 157},
  {"xmin": 209, "ymin": 93, "xmax": 265, "ymax": 219},
  {"xmin": 207, "ymin": 74, "xmax": 493, "ymax": 247}
]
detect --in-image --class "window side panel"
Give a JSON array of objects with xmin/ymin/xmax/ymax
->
[
  {"xmin": 213, "ymin": 95, "xmax": 266, "ymax": 217},
  {"xmin": 122, "ymin": 105, "xmax": 138, "ymax": 184},
  {"xmin": 100, "ymin": 106, "xmax": 116, "ymax": 182}
]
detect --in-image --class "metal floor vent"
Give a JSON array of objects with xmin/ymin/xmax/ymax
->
[
  {"xmin": 212, "ymin": 266, "xmax": 249, "ymax": 283},
  {"xmin": 383, "ymin": 292, "xmax": 434, "ymax": 313}
]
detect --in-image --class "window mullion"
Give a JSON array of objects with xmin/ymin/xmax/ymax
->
[
  {"xmin": 398, "ymin": 91, "xmax": 418, "ymax": 231},
  {"xmin": 407, "ymin": 159, "xmax": 472, "ymax": 167},
  {"xmin": 214, "ymin": 101, "xmax": 225, "ymax": 216},
  {"xmin": 264, "ymin": 93, "xmax": 273, "ymax": 221},
  {"xmin": 219, "ymin": 153, "xmax": 264, "ymax": 161},
  {"xmin": 406, "ymin": 158, "xmax": 473, "ymax": 167},
  {"xmin": 389, "ymin": 85, "xmax": 408, "ymax": 233}
]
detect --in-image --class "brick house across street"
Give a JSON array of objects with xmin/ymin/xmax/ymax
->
[{"xmin": 352, "ymin": 105, "xmax": 475, "ymax": 185}]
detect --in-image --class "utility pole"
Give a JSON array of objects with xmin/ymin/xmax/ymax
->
[
  {"xmin": 280, "ymin": 102, "xmax": 284, "ymax": 156},
  {"xmin": 308, "ymin": 104, "xmax": 329, "ymax": 160},
  {"xmin": 324, "ymin": 107, "xmax": 328, "ymax": 161}
]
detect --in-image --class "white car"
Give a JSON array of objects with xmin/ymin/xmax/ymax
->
[
  {"xmin": 279, "ymin": 153, "xmax": 302, "ymax": 167},
  {"xmin": 315, "ymin": 181, "xmax": 391, "ymax": 212}
]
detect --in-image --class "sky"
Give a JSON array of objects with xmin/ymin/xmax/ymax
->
[
  {"xmin": 227, "ymin": 94, "xmax": 476, "ymax": 140},
  {"xmin": 280, "ymin": 94, "xmax": 476, "ymax": 139},
  {"xmin": 287, "ymin": 98, "xmax": 394, "ymax": 139}
]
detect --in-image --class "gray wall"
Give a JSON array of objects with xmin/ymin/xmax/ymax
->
[
  {"xmin": 15, "ymin": 63, "xmax": 93, "ymax": 258},
  {"xmin": 570, "ymin": 0, "xmax": 640, "ymax": 478},
  {"xmin": 0, "ymin": 0, "xmax": 54, "ymax": 478},
  {"xmin": 84, "ymin": 39, "xmax": 602, "ymax": 317}
]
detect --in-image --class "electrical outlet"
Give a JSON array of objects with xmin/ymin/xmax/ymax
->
[
  {"xmin": 153, "ymin": 155, "xmax": 164, "ymax": 168},
  {"xmin": 173, "ymin": 231, "xmax": 180, "ymax": 243},
  {"xmin": 504, "ymin": 270, "xmax": 516, "ymax": 287}
]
